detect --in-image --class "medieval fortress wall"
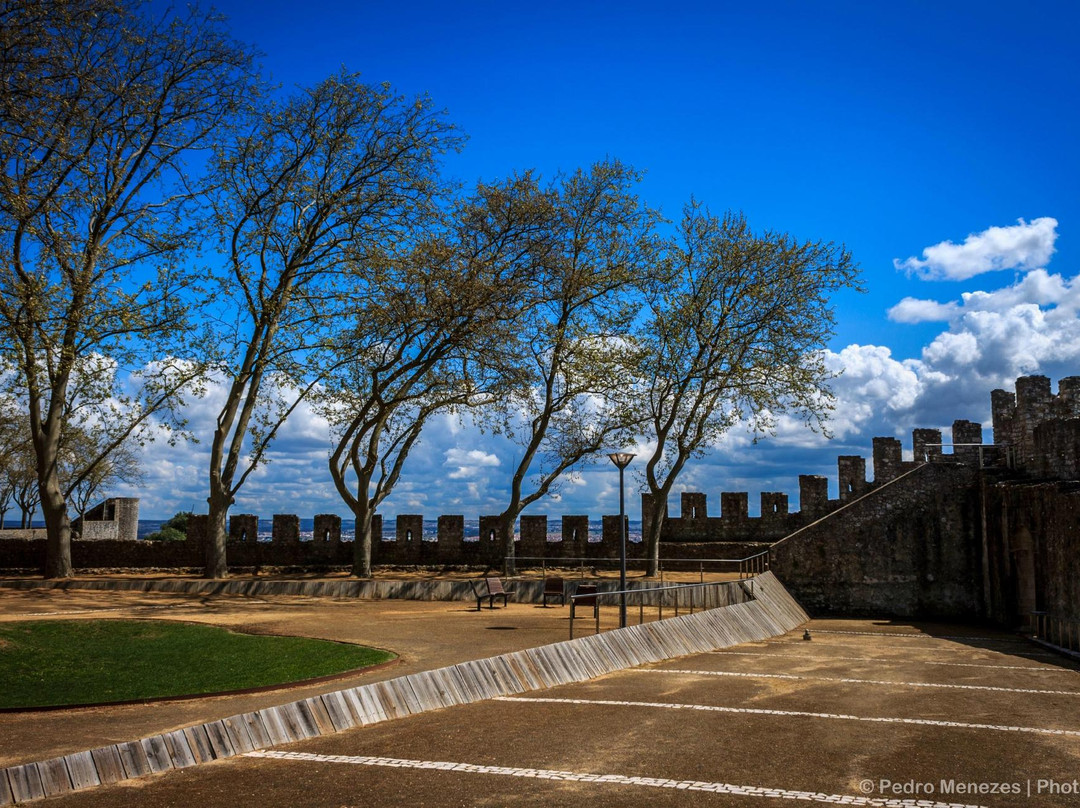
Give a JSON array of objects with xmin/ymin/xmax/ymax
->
[
  {"xmin": 771, "ymin": 374, "xmax": 1080, "ymax": 624},
  {"xmin": 2, "ymin": 374, "xmax": 1078, "ymax": 629}
]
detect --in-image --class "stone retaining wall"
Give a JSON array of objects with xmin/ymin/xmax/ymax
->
[{"xmin": 0, "ymin": 575, "xmax": 756, "ymax": 608}]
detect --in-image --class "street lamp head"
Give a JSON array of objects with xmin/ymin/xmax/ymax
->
[{"xmin": 607, "ymin": 452, "xmax": 635, "ymax": 469}]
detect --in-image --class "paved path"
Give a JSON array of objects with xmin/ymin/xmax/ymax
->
[{"xmin": 22, "ymin": 616, "xmax": 1080, "ymax": 807}]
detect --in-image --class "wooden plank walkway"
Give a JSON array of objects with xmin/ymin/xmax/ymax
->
[{"xmin": 0, "ymin": 572, "xmax": 806, "ymax": 805}]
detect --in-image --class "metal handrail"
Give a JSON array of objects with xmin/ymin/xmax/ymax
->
[
  {"xmin": 1031, "ymin": 611, "xmax": 1080, "ymax": 654},
  {"xmin": 735, "ymin": 550, "xmax": 770, "ymax": 579},
  {"xmin": 508, "ymin": 551, "xmax": 771, "ymax": 582},
  {"xmin": 568, "ymin": 578, "xmax": 754, "ymax": 639},
  {"xmin": 920, "ymin": 442, "xmax": 1014, "ymax": 469}
]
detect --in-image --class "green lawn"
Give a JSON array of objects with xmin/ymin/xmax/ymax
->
[{"xmin": 0, "ymin": 619, "xmax": 394, "ymax": 709}]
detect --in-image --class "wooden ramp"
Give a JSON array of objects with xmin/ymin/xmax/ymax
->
[{"xmin": 0, "ymin": 572, "xmax": 807, "ymax": 805}]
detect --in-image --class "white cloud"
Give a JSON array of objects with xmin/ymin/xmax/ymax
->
[
  {"xmin": 929, "ymin": 305, "xmax": 1079, "ymax": 378},
  {"xmin": 811, "ymin": 259, "xmax": 1080, "ymax": 444},
  {"xmin": 883, "ymin": 269, "xmax": 1080, "ymax": 386},
  {"xmin": 894, "ymin": 217, "xmax": 1058, "ymax": 281},
  {"xmin": 887, "ymin": 297, "xmax": 960, "ymax": 323},
  {"xmin": 959, "ymin": 268, "xmax": 1079, "ymax": 313},
  {"xmin": 827, "ymin": 344, "xmax": 922, "ymax": 419},
  {"xmin": 444, "ymin": 447, "xmax": 501, "ymax": 479}
]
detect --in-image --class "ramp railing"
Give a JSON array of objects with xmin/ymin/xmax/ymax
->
[
  {"xmin": 509, "ymin": 551, "xmax": 770, "ymax": 583},
  {"xmin": 568, "ymin": 578, "xmax": 755, "ymax": 639},
  {"xmin": 1031, "ymin": 611, "xmax": 1080, "ymax": 654}
]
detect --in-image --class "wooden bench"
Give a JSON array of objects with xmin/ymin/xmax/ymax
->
[
  {"xmin": 542, "ymin": 576, "xmax": 566, "ymax": 607},
  {"xmin": 470, "ymin": 576, "xmax": 512, "ymax": 610}
]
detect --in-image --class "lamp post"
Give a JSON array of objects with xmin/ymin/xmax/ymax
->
[{"xmin": 608, "ymin": 452, "xmax": 635, "ymax": 628}]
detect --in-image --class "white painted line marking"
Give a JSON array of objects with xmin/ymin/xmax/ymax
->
[
  {"xmin": 807, "ymin": 630, "xmax": 1028, "ymax": 643},
  {"xmin": 243, "ymin": 750, "xmax": 988, "ymax": 808},
  {"xmin": 639, "ymin": 668, "xmax": 1080, "ymax": 696},
  {"xmin": 496, "ymin": 696, "xmax": 1080, "ymax": 738},
  {"xmin": 712, "ymin": 650, "xmax": 1071, "ymax": 673},
  {"xmin": 762, "ymin": 640, "xmax": 1061, "ymax": 659}
]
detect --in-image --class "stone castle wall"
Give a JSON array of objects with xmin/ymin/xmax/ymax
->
[
  {"xmin": 3, "ymin": 375, "xmax": 1079, "ymax": 634},
  {"xmin": 641, "ymin": 416, "xmax": 992, "ymax": 549},
  {"xmin": 982, "ymin": 480, "xmax": 1080, "ymax": 627},
  {"xmin": 0, "ymin": 510, "xmax": 654, "ymax": 571},
  {"xmin": 770, "ymin": 374, "xmax": 1080, "ymax": 624},
  {"xmin": 770, "ymin": 462, "xmax": 983, "ymax": 618},
  {"xmin": 0, "ymin": 409, "xmax": 1005, "ymax": 577},
  {"xmin": 992, "ymin": 375, "xmax": 1080, "ymax": 472},
  {"xmin": 983, "ymin": 375, "xmax": 1080, "ymax": 626}
]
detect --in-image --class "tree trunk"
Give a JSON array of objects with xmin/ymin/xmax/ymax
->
[
  {"xmin": 498, "ymin": 510, "xmax": 517, "ymax": 576},
  {"xmin": 205, "ymin": 484, "xmax": 231, "ymax": 578},
  {"xmin": 352, "ymin": 498, "xmax": 373, "ymax": 578},
  {"xmin": 643, "ymin": 494, "xmax": 667, "ymax": 578},
  {"xmin": 41, "ymin": 472, "xmax": 72, "ymax": 578}
]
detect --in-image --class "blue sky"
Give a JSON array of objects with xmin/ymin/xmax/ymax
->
[{"xmin": 125, "ymin": 0, "xmax": 1080, "ymax": 521}]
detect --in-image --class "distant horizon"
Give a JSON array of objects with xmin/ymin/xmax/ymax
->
[
  {"xmin": 0, "ymin": 517, "xmax": 647, "ymax": 544},
  {"xmin": 3, "ymin": 371, "xmax": 1050, "ymax": 523}
]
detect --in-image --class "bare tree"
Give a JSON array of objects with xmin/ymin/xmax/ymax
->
[
  {"xmin": 324, "ymin": 175, "xmax": 553, "ymax": 577},
  {"xmin": 638, "ymin": 203, "xmax": 860, "ymax": 575},
  {"xmin": 0, "ymin": 402, "xmax": 27, "ymax": 529},
  {"xmin": 12, "ymin": 470, "xmax": 40, "ymax": 528},
  {"xmin": 0, "ymin": 0, "xmax": 254, "ymax": 576},
  {"xmin": 2, "ymin": 416, "xmax": 40, "ymax": 527},
  {"xmin": 60, "ymin": 428, "xmax": 143, "ymax": 524},
  {"xmin": 0, "ymin": 479, "xmax": 12, "ymax": 529},
  {"xmin": 490, "ymin": 161, "xmax": 660, "ymax": 573},
  {"xmin": 201, "ymin": 71, "xmax": 460, "ymax": 578}
]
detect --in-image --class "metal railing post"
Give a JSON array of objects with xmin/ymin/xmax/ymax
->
[{"xmin": 563, "ymin": 580, "xmax": 748, "ymax": 637}]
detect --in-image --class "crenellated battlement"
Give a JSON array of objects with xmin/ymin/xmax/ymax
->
[
  {"xmin": 643, "ymin": 414, "xmax": 995, "ymax": 544},
  {"xmin": 172, "ymin": 510, "xmax": 645, "ymax": 569},
  {"xmin": 772, "ymin": 374, "xmax": 1080, "ymax": 625},
  {"xmin": 991, "ymin": 375, "xmax": 1080, "ymax": 477},
  {"xmin": 6, "ymin": 375, "xmax": 1079, "ymax": 588},
  {"xmin": 191, "ymin": 374, "xmax": 1077, "ymax": 623}
]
